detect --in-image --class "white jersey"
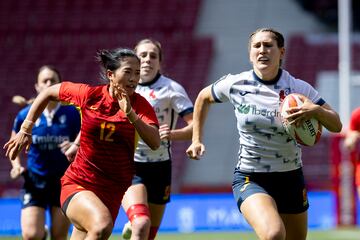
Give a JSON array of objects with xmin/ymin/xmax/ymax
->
[
  {"xmin": 212, "ymin": 69, "xmax": 324, "ymax": 172},
  {"xmin": 135, "ymin": 74, "xmax": 193, "ymax": 162}
]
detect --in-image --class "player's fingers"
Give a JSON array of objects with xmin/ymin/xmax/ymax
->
[
  {"xmin": 159, "ymin": 124, "xmax": 169, "ymax": 130},
  {"xmin": 198, "ymin": 146, "xmax": 205, "ymax": 156},
  {"xmin": 4, "ymin": 142, "xmax": 15, "ymax": 158},
  {"xmin": 8, "ymin": 147, "xmax": 16, "ymax": 160},
  {"xmin": 3, "ymin": 138, "xmax": 14, "ymax": 150},
  {"xmin": 25, "ymin": 143, "xmax": 31, "ymax": 153},
  {"xmin": 186, "ymin": 147, "xmax": 200, "ymax": 160}
]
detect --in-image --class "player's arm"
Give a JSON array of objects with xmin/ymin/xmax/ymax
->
[
  {"xmin": 186, "ymin": 86, "xmax": 215, "ymax": 160},
  {"xmin": 4, "ymin": 84, "xmax": 61, "ymax": 160},
  {"xmin": 288, "ymin": 99, "xmax": 342, "ymax": 133},
  {"xmin": 8, "ymin": 131, "xmax": 25, "ymax": 179},
  {"xmin": 127, "ymin": 109, "xmax": 160, "ymax": 150},
  {"xmin": 63, "ymin": 132, "xmax": 81, "ymax": 162},
  {"xmin": 313, "ymin": 103, "xmax": 342, "ymax": 133},
  {"xmin": 162, "ymin": 113, "xmax": 193, "ymax": 141}
]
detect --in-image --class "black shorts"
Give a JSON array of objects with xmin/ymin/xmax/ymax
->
[
  {"xmin": 232, "ymin": 168, "xmax": 309, "ymax": 214},
  {"xmin": 21, "ymin": 170, "xmax": 62, "ymax": 209},
  {"xmin": 132, "ymin": 160, "xmax": 171, "ymax": 204}
]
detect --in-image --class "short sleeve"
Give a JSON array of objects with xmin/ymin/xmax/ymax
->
[
  {"xmin": 134, "ymin": 94, "xmax": 159, "ymax": 127},
  {"xmin": 59, "ymin": 82, "xmax": 90, "ymax": 107},
  {"xmin": 211, "ymin": 74, "xmax": 232, "ymax": 103},
  {"xmin": 169, "ymin": 82, "xmax": 193, "ymax": 117}
]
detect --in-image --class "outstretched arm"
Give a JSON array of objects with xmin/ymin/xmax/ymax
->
[
  {"xmin": 186, "ymin": 86, "xmax": 215, "ymax": 160},
  {"xmin": 8, "ymin": 131, "xmax": 26, "ymax": 179},
  {"xmin": 4, "ymin": 84, "xmax": 61, "ymax": 160}
]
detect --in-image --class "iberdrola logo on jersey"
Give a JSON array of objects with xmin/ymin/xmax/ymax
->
[
  {"xmin": 237, "ymin": 104, "xmax": 250, "ymax": 114},
  {"xmin": 236, "ymin": 104, "xmax": 280, "ymax": 117}
]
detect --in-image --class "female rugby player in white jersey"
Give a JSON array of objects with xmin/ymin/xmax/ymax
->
[
  {"xmin": 121, "ymin": 39, "xmax": 193, "ymax": 240},
  {"xmin": 186, "ymin": 28, "xmax": 342, "ymax": 240}
]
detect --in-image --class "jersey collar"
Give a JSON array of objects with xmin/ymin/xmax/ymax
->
[
  {"xmin": 252, "ymin": 69, "xmax": 282, "ymax": 85},
  {"xmin": 138, "ymin": 72, "xmax": 161, "ymax": 86}
]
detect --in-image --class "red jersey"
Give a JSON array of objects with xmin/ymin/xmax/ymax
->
[
  {"xmin": 59, "ymin": 82, "xmax": 158, "ymax": 191},
  {"xmin": 350, "ymin": 108, "xmax": 360, "ymax": 131},
  {"xmin": 349, "ymin": 108, "xmax": 360, "ymax": 187}
]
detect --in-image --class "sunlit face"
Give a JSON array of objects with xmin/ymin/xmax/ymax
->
[
  {"xmin": 249, "ymin": 31, "xmax": 285, "ymax": 80},
  {"xmin": 107, "ymin": 56, "xmax": 140, "ymax": 95},
  {"xmin": 136, "ymin": 42, "xmax": 161, "ymax": 83},
  {"xmin": 35, "ymin": 68, "xmax": 60, "ymax": 94}
]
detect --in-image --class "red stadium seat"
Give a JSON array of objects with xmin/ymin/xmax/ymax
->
[{"xmin": 0, "ymin": 0, "xmax": 213, "ymax": 194}]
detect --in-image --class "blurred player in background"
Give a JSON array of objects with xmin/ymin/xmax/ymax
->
[
  {"xmin": 344, "ymin": 107, "xmax": 360, "ymax": 197},
  {"xmin": 4, "ymin": 48, "xmax": 160, "ymax": 240},
  {"xmin": 186, "ymin": 28, "xmax": 342, "ymax": 240},
  {"xmin": 121, "ymin": 39, "xmax": 193, "ymax": 240},
  {"xmin": 8, "ymin": 65, "xmax": 81, "ymax": 240}
]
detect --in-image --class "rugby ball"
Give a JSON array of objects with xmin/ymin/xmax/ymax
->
[{"xmin": 280, "ymin": 93, "xmax": 322, "ymax": 146}]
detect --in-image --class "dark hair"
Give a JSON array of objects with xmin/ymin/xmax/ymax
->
[
  {"xmin": 248, "ymin": 28, "xmax": 285, "ymax": 50},
  {"xmin": 97, "ymin": 48, "xmax": 140, "ymax": 82},
  {"xmin": 37, "ymin": 65, "xmax": 62, "ymax": 82},
  {"xmin": 134, "ymin": 38, "xmax": 163, "ymax": 62}
]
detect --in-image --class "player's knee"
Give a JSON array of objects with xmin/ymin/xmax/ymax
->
[
  {"xmin": 261, "ymin": 225, "xmax": 286, "ymax": 240},
  {"xmin": 22, "ymin": 228, "xmax": 46, "ymax": 240},
  {"xmin": 126, "ymin": 204, "xmax": 151, "ymax": 237},
  {"xmin": 87, "ymin": 218, "xmax": 113, "ymax": 239}
]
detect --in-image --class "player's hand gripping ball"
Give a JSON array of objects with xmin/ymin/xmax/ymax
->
[{"xmin": 280, "ymin": 93, "xmax": 322, "ymax": 146}]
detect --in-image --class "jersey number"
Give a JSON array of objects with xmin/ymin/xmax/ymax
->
[{"xmin": 100, "ymin": 122, "xmax": 115, "ymax": 142}]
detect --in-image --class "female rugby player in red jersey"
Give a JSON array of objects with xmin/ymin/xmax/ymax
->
[{"xmin": 4, "ymin": 48, "xmax": 160, "ymax": 240}]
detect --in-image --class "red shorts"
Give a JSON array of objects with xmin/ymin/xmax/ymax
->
[{"xmin": 60, "ymin": 174, "xmax": 127, "ymax": 221}]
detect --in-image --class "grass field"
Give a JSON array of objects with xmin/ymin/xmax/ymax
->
[
  {"xmin": 155, "ymin": 228, "xmax": 360, "ymax": 240},
  {"xmin": 1, "ymin": 228, "xmax": 360, "ymax": 240}
]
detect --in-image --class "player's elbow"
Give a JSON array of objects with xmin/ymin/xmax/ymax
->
[
  {"xmin": 147, "ymin": 132, "xmax": 161, "ymax": 150},
  {"xmin": 149, "ymin": 137, "xmax": 160, "ymax": 150},
  {"xmin": 332, "ymin": 122, "xmax": 342, "ymax": 133},
  {"xmin": 325, "ymin": 121, "xmax": 342, "ymax": 133},
  {"xmin": 149, "ymin": 143, "xmax": 160, "ymax": 150}
]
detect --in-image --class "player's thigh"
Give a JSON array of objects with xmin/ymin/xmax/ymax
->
[
  {"xmin": 66, "ymin": 190, "xmax": 112, "ymax": 231},
  {"xmin": 280, "ymin": 211, "xmax": 308, "ymax": 240},
  {"xmin": 148, "ymin": 202, "xmax": 166, "ymax": 226},
  {"xmin": 241, "ymin": 193, "xmax": 285, "ymax": 237},
  {"xmin": 122, "ymin": 183, "xmax": 148, "ymax": 212},
  {"xmin": 21, "ymin": 206, "xmax": 46, "ymax": 234}
]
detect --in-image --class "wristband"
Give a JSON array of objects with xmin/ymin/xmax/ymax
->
[
  {"xmin": 21, "ymin": 119, "xmax": 35, "ymax": 130},
  {"xmin": 19, "ymin": 129, "xmax": 32, "ymax": 136},
  {"xmin": 24, "ymin": 119, "xmax": 35, "ymax": 124},
  {"xmin": 129, "ymin": 115, "xmax": 139, "ymax": 124},
  {"xmin": 126, "ymin": 107, "xmax": 132, "ymax": 116}
]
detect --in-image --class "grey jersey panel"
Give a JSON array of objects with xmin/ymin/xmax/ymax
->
[
  {"xmin": 135, "ymin": 75, "xmax": 193, "ymax": 162},
  {"xmin": 212, "ymin": 69, "xmax": 321, "ymax": 172}
]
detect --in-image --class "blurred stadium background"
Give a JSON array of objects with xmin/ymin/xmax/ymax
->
[{"xmin": 1, "ymin": 0, "xmax": 360, "ymax": 237}]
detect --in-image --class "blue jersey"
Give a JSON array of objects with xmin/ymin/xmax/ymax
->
[{"xmin": 13, "ymin": 104, "xmax": 81, "ymax": 178}]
